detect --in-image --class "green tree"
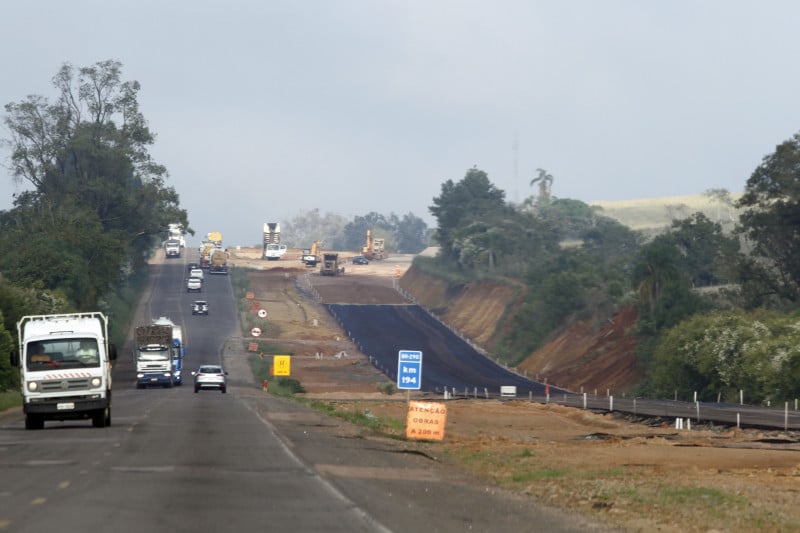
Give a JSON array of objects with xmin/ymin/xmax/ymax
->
[
  {"xmin": 632, "ymin": 238, "xmax": 704, "ymax": 337},
  {"xmin": 529, "ymin": 167, "xmax": 554, "ymax": 208},
  {"xmin": 647, "ymin": 310, "xmax": 800, "ymax": 403},
  {"xmin": 662, "ymin": 213, "xmax": 739, "ymax": 288},
  {"xmin": 430, "ymin": 167, "xmax": 507, "ymax": 263},
  {"xmin": 391, "ymin": 212, "xmax": 428, "ymax": 254},
  {"xmin": 736, "ymin": 131, "xmax": 800, "ymax": 302},
  {"xmin": 1, "ymin": 60, "xmax": 187, "ymax": 308}
]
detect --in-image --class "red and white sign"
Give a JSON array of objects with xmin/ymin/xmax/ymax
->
[{"xmin": 250, "ymin": 327, "xmax": 262, "ymax": 337}]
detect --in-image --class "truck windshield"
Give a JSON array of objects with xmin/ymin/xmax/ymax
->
[
  {"xmin": 26, "ymin": 338, "xmax": 100, "ymax": 370},
  {"xmin": 137, "ymin": 348, "xmax": 169, "ymax": 361}
]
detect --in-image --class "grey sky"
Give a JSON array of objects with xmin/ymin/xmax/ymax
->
[{"xmin": 2, "ymin": 1, "xmax": 800, "ymax": 246}]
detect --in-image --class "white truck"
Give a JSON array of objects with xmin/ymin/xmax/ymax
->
[
  {"xmin": 11, "ymin": 312, "xmax": 118, "ymax": 430},
  {"xmin": 168, "ymin": 223, "xmax": 186, "ymax": 248},
  {"xmin": 164, "ymin": 239, "xmax": 181, "ymax": 258},
  {"xmin": 153, "ymin": 317, "xmax": 185, "ymax": 386},
  {"xmin": 134, "ymin": 324, "xmax": 175, "ymax": 388},
  {"xmin": 263, "ymin": 222, "xmax": 287, "ymax": 260}
]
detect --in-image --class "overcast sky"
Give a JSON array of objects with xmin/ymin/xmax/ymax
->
[{"xmin": 2, "ymin": 1, "xmax": 800, "ymax": 246}]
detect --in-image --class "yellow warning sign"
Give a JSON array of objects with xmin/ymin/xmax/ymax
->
[
  {"xmin": 406, "ymin": 401, "xmax": 447, "ymax": 441},
  {"xmin": 273, "ymin": 355, "xmax": 291, "ymax": 376}
]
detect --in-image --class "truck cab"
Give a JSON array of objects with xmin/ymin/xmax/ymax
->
[{"xmin": 12, "ymin": 313, "xmax": 117, "ymax": 429}]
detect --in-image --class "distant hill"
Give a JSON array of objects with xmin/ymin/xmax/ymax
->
[{"xmin": 589, "ymin": 193, "xmax": 743, "ymax": 236}]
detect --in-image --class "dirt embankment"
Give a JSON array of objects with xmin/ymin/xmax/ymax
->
[{"xmin": 400, "ymin": 266, "xmax": 643, "ymax": 393}]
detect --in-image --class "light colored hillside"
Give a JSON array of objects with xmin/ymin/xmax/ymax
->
[{"xmin": 589, "ymin": 192, "xmax": 743, "ymax": 233}]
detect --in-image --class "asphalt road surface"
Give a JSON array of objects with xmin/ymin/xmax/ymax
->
[
  {"xmin": 327, "ymin": 303, "xmax": 558, "ymax": 395},
  {"xmin": 0, "ymin": 253, "xmax": 607, "ymax": 533}
]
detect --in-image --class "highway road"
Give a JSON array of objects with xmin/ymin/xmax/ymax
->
[{"xmin": 0, "ymin": 253, "xmax": 603, "ymax": 533}]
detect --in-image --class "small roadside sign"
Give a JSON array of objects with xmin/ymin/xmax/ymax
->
[
  {"xmin": 250, "ymin": 327, "xmax": 262, "ymax": 337},
  {"xmin": 273, "ymin": 355, "xmax": 291, "ymax": 376},
  {"xmin": 257, "ymin": 308, "xmax": 268, "ymax": 318},
  {"xmin": 397, "ymin": 350, "xmax": 422, "ymax": 390},
  {"xmin": 406, "ymin": 401, "xmax": 447, "ymax": 441}
]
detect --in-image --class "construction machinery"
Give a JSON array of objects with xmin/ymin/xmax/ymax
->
[
  {"xmin": 320, "ymin": 253, "xmax": 344, "ymax": 276},
  {"xmin": 301, "ymin": 241, "xmax": 321, "ymax": 267},
  {"xmin": 362, "ymin": 229, "xmax": 385, "ymax": 260}
]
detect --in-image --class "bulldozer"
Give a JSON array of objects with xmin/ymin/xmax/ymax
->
[{"xmin": 362, "ymin": 229, "xmax": 385, "ymax": 261}]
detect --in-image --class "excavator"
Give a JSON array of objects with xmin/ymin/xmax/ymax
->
[
  {"xmin": 361, "ymin": 229, "xmax": 385, "ymax": 261},
  {"xmin": 301, "ymin": 240, "xmax": 321, "ymax": 267}
]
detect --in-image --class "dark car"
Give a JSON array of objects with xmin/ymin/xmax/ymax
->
[
  {"xmin": 192, "ymin": 300, "xmax": 209, "ymax": 315},
  {"xmin": 352, "ymin": 256, "xmax": 369, "ymax": 265},
  {"xmin": 187, "ymin": 262, "xmax": 200, "ymax": 272},
  {"xmin": 193, "ymin": 364, "xmax": 227, "ymax": 393}
]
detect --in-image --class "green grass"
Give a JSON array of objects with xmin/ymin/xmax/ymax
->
[
  {"xmin": 304, "ymin": 399, "xmax": 406, "ymax": 436},
  {"xmin": 0, "ymin": 390, "xmax": 21, "ymax": 412}
]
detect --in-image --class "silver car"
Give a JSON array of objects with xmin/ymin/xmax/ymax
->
[{"xmin": 193, "ymin": 365, "xmax": 227, "ymax": 393}]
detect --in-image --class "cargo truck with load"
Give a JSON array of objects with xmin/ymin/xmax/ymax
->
[
  {"xmin": 10, "ymin": 312, "xmax": 118, "ymax": 429},
  {"xmin": 152, "ymin": 317, "xmax": 185, "ymax": 386},
  {"xmin": 135, "ymin": 324, "xmax": 175, "ymax": 388},
  {"xmin": 168, "ymin": 223, "xmax": 186, "ymax": 248},
  {"xmin": 263, "ymin": 222, "xmax": 287, "ymax": 260}
]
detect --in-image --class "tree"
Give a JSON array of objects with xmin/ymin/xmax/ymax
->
[
  {"xmin": 392, "ymin": 213, "xmax": 428, "ymax": 254},
  {"xmin": 662, "ymin": 213, "xmax": 740, "ymax": 288},
  {"xmin": 736, "ymin": 131, "xmax": 800, "ymax": 302},
  {"xmin": 1, "ymin": 60, "xmax": 187, "ymax": 308},
  {"xmin": 430, "ymin": 167, "xmax": 507, "ymax": 263},
  {"xmin": 529, "ymin": 168, "xmax": 554, "ymax": 208},
  {"xmin": 646, "ymin": 309, "xmax": 800, "ymax": 403}
]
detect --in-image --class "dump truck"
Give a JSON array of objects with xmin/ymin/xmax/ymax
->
[
  {"xmin": 320, "ymin": 252, "xmax": 344, "ymax": 276},
  {"xmin": 263, "ymin": 222, "xmax": 287, "ymax": 260},
  {"xmin": 135, "ymin": 324, "xmax": 175, "ymax": 388},
  {"xmin": 11, "ymin": 312, "xmax": 118, "ymax": 429},
  {"xmin": 301, "ymin": 241, "xmax": 321, "ymax": 267}
]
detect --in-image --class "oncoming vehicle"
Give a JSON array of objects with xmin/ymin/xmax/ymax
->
[
  {"xmin": 352, "ymin": 256, "xmax": 369, "ymax": 265},
  {"xmin": 186, "ymin": 277, "xmax": 202, "ymax": 293},
  {"xmin": 192, "ymin": 300, "xmax": 209, "ymax": 315},
  {"xmin": 193, "ymin": 365, "xmax": 227, "ymax": 393}
]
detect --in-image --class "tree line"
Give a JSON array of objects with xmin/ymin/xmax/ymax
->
[{"xmin": 426, "ymin": 149, "xmax": 800, "ymax": 403}]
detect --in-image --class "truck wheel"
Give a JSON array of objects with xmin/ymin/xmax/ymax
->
[
  {"xmin": 25, "ymin": 414, "xmax": 44, "ymax": 430},
  {"xmin": 91, "ymin": 409, "xmax": 106, "ymax": 427}
]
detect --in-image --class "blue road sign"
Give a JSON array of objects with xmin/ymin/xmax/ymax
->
[{"xmin": 397, "ymin": 350, "xmax": 422, "ymax": 390}]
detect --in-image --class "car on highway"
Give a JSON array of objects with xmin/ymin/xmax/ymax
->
[
  {"xmin": 192, "ymin": 300, "xmax": 209, "ymax": 315},
  {"xmin": 186, "ymin": 277, "xmax": 202, "ymax": 292},
  {"xmin": 187, "ymin": 262, "xmax": 200, "ymax": 272},
  {"xmin": 189, "ymin": 267, "xmax": 204, "ymax": 280},
  {"xmin": 352, "ymin": 255, "xmax": 369, "ymax": 265},
  {"xmin": 193, "ymin": 364, "xmax": 227, "ymax": 393}
]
